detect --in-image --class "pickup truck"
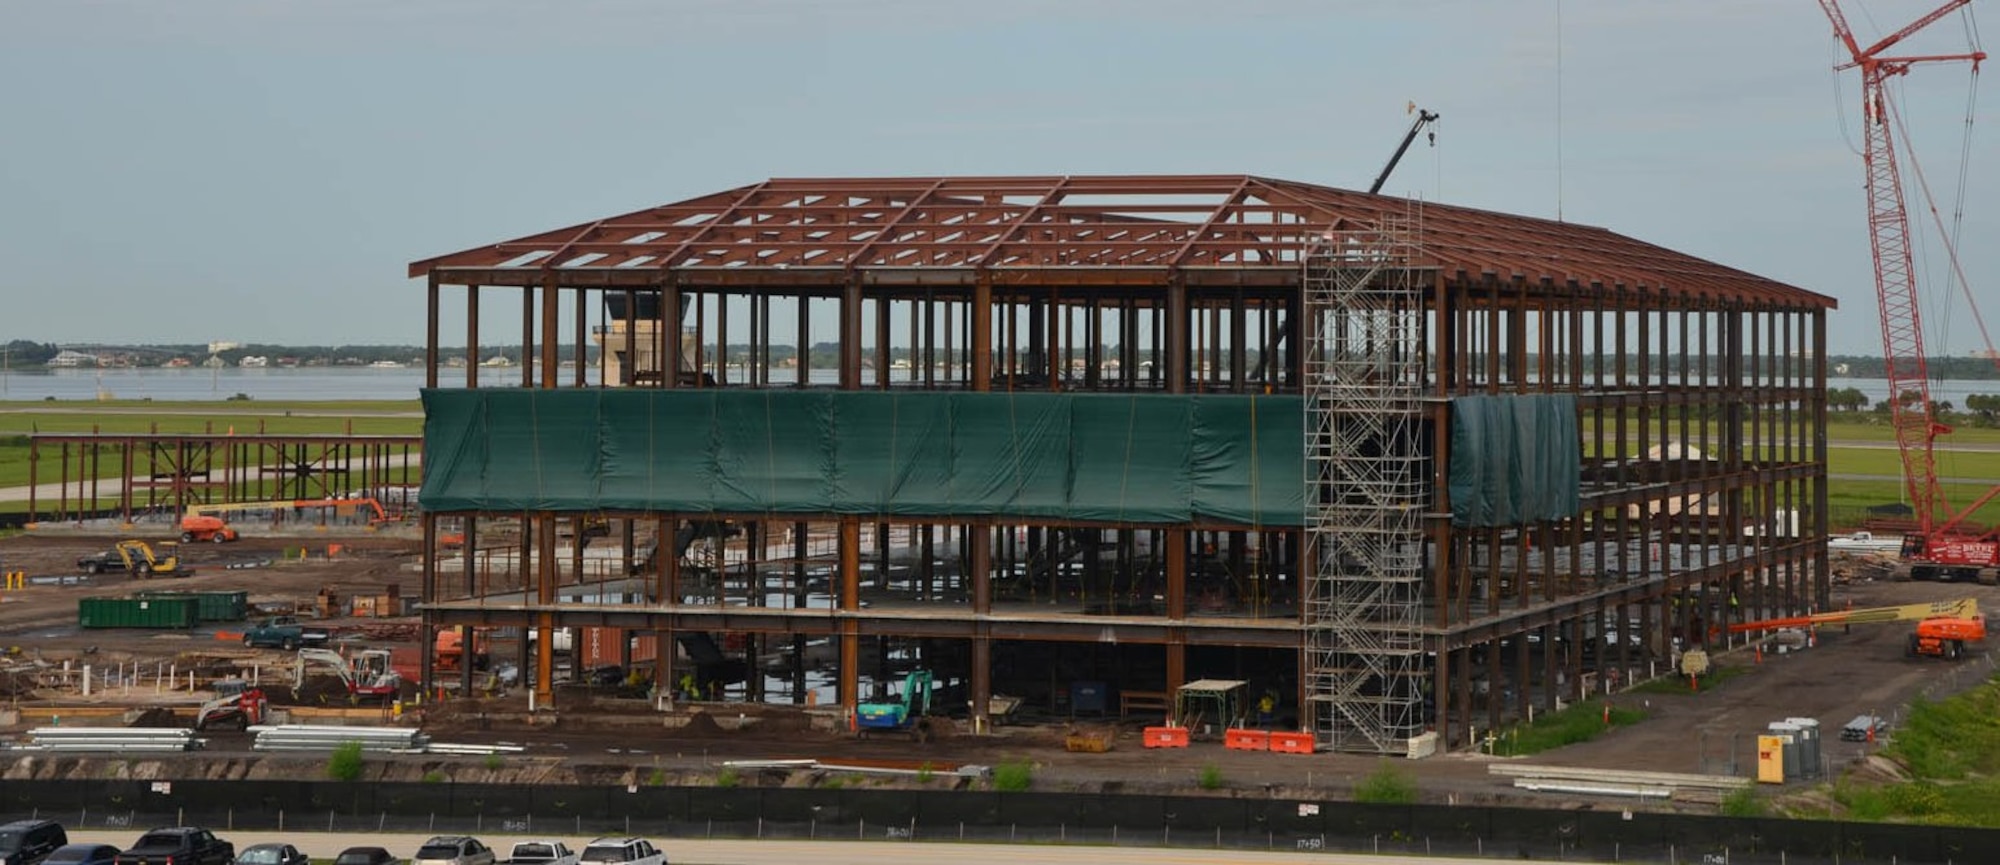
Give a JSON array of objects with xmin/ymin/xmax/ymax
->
[
  {"xmin": 501, "ymin": 842, "xmax": 577, "ymax": 865},
  {"xmin": 239, "ymin": 616, "xmax": 330, "ymax": 650},
  {"xmin": 114, "ymin": 827, "xmax": 234, "ymax": 865}
]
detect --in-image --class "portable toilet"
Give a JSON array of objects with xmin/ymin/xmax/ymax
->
[
  {"xmin": 1768, "ymin": 721, "xmax": 1803, "ymax": 781},
  {"xmin": 1785, "ymin": 717, "xmax": 1822, "ymax": 778}
]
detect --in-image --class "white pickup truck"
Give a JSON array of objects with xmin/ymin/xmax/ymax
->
[{"xmin": 502, "ymin": 842, "xmax": 578, "ymax": 865}]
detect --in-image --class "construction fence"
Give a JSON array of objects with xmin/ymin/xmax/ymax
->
[{"xmin": 6, "ymin": 779, "xmax": 1993, "ymax": 864}]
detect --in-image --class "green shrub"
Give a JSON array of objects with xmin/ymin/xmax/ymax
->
[
  {"xmin": 483, "ymin": 754, "xmax": 505, "ymax": 771},
  {"xmin": 1198, "ymin": 763, "xmax": 1225, "ymax": 790},
  {"xmin": 325, "ymin": 741, "xmax": 364, "ymax": 782},
  {"xmin": 1353, "ymin": 761, "xmax": 1417, "ymax": 804},
  {"xmin": 1886, "ymin": 782, "xmax": 1947, "ymax": 816},
  {"xmin": 916, "ymin": 762, "xmax": 935, "ymax": 782},
  {"xmin": 716, "ymin": 767, "xmax": 740, "ymax": 788},
  {"xmin": 646, "ymin": 768, "xmax": 667, "ymax": 786},
  {"xmin": 421, "ymin": 771, "xmax": 446, "ymax": 784},
  {"xmin": 1490, "ymin": 699, "xmax": 1648, "ymax": 756},
  {"xmin": 992, "ymin": 760, "xmax": 1034, "ymax": 792},
  {"xmin": 1720, "ymin": 787, "xmax": 1765, "ymax": 817}
]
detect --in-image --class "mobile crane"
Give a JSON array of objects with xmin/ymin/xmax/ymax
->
[
  {"xmin": 1368, "ymin": 103, "xmax": 1440, "ymax": 195},
  {"xmin": 1817, "ymin": 1, "xmax": 2000, "ymax": 582},
  {"xmin": 1251, "ymin": 103, "xmax": 1439, "ymax": 385},
  {"xmin": 1728, "ymin": 597, "xmax": 1984, "ymax": 660}
]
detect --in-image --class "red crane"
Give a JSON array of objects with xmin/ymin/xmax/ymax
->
[{"xmin": 1817, "ymin": 0, "xmax": 1999, "ymax": 580}]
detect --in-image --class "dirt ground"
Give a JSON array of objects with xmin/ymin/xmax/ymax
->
[
  {"xmin": 0, "ymin": 530, "xmax": 419, "ymax": 654},
  {"xmin": 0, "ymin": 529, "xmax": 1987, "ymax": 812},
  {"xmin": 1547, "ymin": 576, "xmax": 1993, "ymax": 779}
]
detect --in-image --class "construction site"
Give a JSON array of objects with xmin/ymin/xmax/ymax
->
[
  {"xmin": 389, "ymin": 2, "xmax": 2000, "ymax": 763},
  {"xmin": 3, "ymin": 10, "xmax": 1997, "ymax": 828},
  {"xmin": 400, "ymin": 171, "xmax": 1835, "ymax": 756}
]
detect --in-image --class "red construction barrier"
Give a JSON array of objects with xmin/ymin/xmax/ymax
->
[
  {"xmin": 1268, "ymin": 731, "xmax": 1316, "ymax": 754},
  {"xmin": 1224, "ymin": 728, "xmax": 1270, "ymax": 751},
  {"xmin": 1142, "ymin": 726, "xmax": 1190, "ymax": 748}
]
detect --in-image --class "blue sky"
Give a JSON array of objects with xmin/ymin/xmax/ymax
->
[{"xmin": 1, "ymin": 0, "xmax": 1993, "ymax": 356}]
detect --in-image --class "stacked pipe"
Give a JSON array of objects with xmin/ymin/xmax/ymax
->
[
  {"xmin": 250, "ymin": 725, "xmax": 428, "ymax": 753},
  {"xmin": 422, "ymin": 742, "xmax": 526, "ymax": 756},
  {"xmin": 19, "ymin": 727, "xmax": 203, "ymax": 752}
]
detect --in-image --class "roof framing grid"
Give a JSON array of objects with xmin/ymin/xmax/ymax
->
[{"xmin": 410, "ymin": 174, "xmax": 1835, "ymax": 312}]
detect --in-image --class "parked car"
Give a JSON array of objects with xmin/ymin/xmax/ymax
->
[
  {"xmin": 39, "ymin": 847, "xmax": 113, "ymax": 865},
  {"xmin": 411, "ymin": 838, "xmax": 493, "ymax": 865},
  {"xmin": 332, "ymin": 848, "xmax": 397, "ymax": 865},
  {"xmin": 114, "ymin": 828, "xmax": 232, "ymax": 865},
  {"xmin": 578, "ymin": 839, "xmax": 665, "ymax": 865},
  {"xmin": 233, "ymin": 845, "xmax": 307, "ymax": 865},
  {"xmin": 0, "ymin": 825, "xmax": 71, "ymax": 865},
  {"xmin": 499, "ymin": 842, "xmax": 574, "ymax": 865}
]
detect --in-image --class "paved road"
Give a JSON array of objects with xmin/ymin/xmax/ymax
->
[
  {"xmin": 66, "ymin": 830, "xmax": 1610, "ymax": 865},
  {"xmin": 1826, "ymin": 438, "xmax": 2000, "ymax": 451},
  {"xmin": 1828, "ymin": 471, "xmax": 2000, "ymax": 484}
]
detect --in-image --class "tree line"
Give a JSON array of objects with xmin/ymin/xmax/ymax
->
[{"xmin": 1828, "ymin": 386, "xmax": 2000, "ymax": 427}]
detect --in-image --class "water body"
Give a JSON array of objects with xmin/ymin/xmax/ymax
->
[
  {"xmin": 1, "ymin": 366, "xmax": 470, "ymax": 402},
  {"xmin": 1828, "ymin": 376, "xmax": 1998, "ymax": 406}
]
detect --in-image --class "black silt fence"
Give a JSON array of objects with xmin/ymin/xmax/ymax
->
[{"xmin": 6, "ymin": 779, "xmax": 2000, "ymax": 863}]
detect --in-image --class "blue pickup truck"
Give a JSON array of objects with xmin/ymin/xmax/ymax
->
[{"xmin": 240, "ymin": 616, "xmax": 330, "ymax": 650}]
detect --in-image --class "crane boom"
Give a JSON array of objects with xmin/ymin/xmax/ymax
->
[
  {"xmin": 1845, "ymin": 0, "xmax": 1974, "ymax": 62},
  {"xmin": 1368, "ymin": 107, "xmax": 1439, "ymax": 195},
  {"xmin": 1729, "ymin": 597, "xmax": 1977, "ymax": 634},
  {"xmin": 1818, "ymin": 1, "xmax": 1995, "ymax": 572}
]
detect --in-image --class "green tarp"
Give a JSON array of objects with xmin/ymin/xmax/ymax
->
[
  {"xmin": 420, "ymin": 389, "xmax": 1307, "ymax": 527},
  {"xmin": 1446, "ymin": 394, "xmax": 1582, "ymax": 527}
]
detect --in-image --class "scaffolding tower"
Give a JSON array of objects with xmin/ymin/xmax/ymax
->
[{"xmin": 1301, "ymin": 214, "xmax": 1431, "ymax": 753}]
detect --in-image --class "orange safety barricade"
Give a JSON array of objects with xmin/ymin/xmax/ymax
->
[
  {"xmin": 1142, "ymin": 726, "xmax": 1190, "ymax": 748},
  {"xmin": 1268, "ymin": 731, "xmax": 1316, "ymax": 754},
  {"xmin": 1224, "ymin": 728, "xmax": 1270, "ymax": 751}
]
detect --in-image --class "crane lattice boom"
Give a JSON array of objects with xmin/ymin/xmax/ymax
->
[{"xmin": 1817, "ymin": 1, "xmax": 1995, "ymax": 562}]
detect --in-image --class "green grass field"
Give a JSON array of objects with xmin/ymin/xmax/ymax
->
[
  {"xmin": 1788, "ymin": 672, "xmax": 2000, "ymax": 826},
  {"xmin": 0, "ymin": 399, "xmax": 422, "ymax": 437},
  {"xmin": 0, "ymin": 400, "xmax": 424, "ymax": 514}
]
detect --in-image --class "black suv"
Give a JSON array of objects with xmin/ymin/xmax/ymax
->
[{"xmin": 0, "ymin": 820, "xmax": 68, "ymax": 865}]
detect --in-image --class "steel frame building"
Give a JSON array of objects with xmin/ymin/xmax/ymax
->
[
  {"xmin": 27, "ymin": 432, "xmax": 424, "ymax": 525},
  {"xmin": 411, "ymin": 174, "xmax": 1834, "ymax": 753}
]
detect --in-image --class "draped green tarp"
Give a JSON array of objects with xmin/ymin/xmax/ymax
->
[
  {"xmin": 1446, "ymin": 394, "xmax": 1583, "ymax": 527},
  {"xmin": 420, "ymin": 389, "xmax": 1306, "ymax": 526}
]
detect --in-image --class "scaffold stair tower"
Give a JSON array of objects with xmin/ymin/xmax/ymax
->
[{"xmin": 1302, "ymin": 214, "xmax": 1431, "ymax": 754}]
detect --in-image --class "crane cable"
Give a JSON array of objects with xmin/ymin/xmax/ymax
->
[
  {"xmin": 1951, "ymin": 5, "xmax": 1990, "ymax": 375},
  {"xmin": 1832, "ymin": 33, "xmax": 1864, "ymax": 158},
  {"xmin": 1888, "ymin": 84, "xmax": 1998, "ymax": 386},
  {"xmin": 1887, "ymin": 74, "xmax": 1950, "ymax": 359}
]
